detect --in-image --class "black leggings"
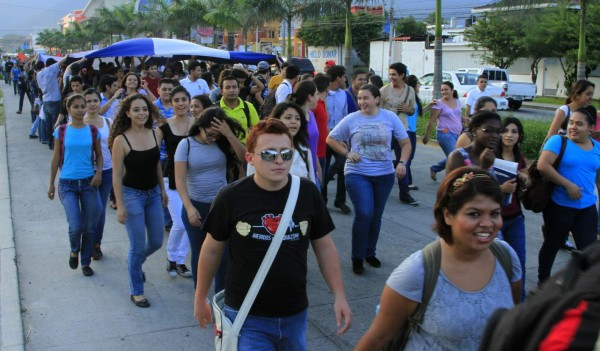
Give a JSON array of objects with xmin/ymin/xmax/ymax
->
[{"xmin": 538, "ymin": 200, "xmax": 598, "ymax": 283}]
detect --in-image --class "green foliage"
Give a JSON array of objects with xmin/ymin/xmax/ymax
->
[
  {"xmin": 424, "ymin": 11, "xmax": 443, "ymax": 25},
  {"xmin": 297, "ymin": 12, "xmax": 384, "ymax": 64},
  {"xmin": 417, "ymin": 111, "xmax": 551, "ymax": 160},
  {"xmin": 465, "ymin": 11, "xmax": 527, "ymax": 68},
  {"xmin": 395, "ymin": 16, "xmax": 428, "ymax": 37}
]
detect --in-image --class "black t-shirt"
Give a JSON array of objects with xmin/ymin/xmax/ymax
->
[
  {"xmin": 203, "ymin": 175, "xmax": 335, "ymax": 317},
  {"xmin": 159, "ymin": 123, "xmax": 185, "ymax": 190},
  {"xmin": 4, "ymin": 61, "xmax": 13, "ymax": 72}
]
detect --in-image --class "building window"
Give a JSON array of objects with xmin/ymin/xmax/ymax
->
[{"xmin": 268, "ymin": 31, "xmax": 275, "ymax": 38}]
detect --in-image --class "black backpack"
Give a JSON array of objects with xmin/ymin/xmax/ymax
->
[
  {"xmin": 478, "ymin": 242, "xmax": 600, "ymax": 351},
  {"xmin": 260, "ymin": 88, "xmax": 277, "ymax": 119}
]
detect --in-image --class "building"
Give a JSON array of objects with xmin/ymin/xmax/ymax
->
[{"xmin": 58, "ymin": 10, "xmax": 87, "ymax": 32}]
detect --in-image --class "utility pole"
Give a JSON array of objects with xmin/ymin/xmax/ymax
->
[{"xmin": 388, "ymin": 2, "xmax": 394, "ymax": 67}]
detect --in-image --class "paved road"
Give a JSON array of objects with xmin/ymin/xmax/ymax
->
[
  {"xmin": 499, "ymin": 107, "xmax": 554, "ymax": 121},
  {"xmin": 1, "ymin": 86, "xmax": 573, "ymax": 350}
]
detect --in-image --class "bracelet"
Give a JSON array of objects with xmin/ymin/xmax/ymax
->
[{"xmin": 344, "ymin": 151, "xmax": 350, "ymax": 158}]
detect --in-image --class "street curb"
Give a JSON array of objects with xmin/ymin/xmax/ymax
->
[
  {"xmin": 522, "ymin": 102, "xmax": 557, "ymax": 112},
  {"xmin": 0, "ymin": 98, "xmax": 25, "ymax": 350}
]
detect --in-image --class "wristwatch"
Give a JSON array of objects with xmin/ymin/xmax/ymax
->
[{"xmin": 399, "ymin": 160, "xmax": 407, "ymax": 165}]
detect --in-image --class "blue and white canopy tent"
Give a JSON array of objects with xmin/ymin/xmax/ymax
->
[{"xmin": 84, "ymin": 38, "xmax": 277, "ymax": 65}]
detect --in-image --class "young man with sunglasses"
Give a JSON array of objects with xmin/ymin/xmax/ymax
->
[{"xmin": 194, "ymin": 119, "xmax": 352, "ymax": 350}]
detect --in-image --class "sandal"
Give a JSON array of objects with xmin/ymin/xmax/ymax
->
[{"xmin": 130, "ymin": 295, "xmax": 150, "ymax": 308}]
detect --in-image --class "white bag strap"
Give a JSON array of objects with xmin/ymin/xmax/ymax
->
[{"xmin": 230, "ymin": 175, "xmax": 301, "ymax": 336}]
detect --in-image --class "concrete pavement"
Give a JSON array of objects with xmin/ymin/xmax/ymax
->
[{"xmin": 1, "ymin": 85, "xmax": 574, "ymax": 350}]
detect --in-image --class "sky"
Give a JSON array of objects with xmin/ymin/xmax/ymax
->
[
  {"xmin": 0, "ymin": 0, "xmax": 89, "ymax": 36},
  {"xmin": 0, "ymin": 0, "xmax": 499, "ymax": 38}
]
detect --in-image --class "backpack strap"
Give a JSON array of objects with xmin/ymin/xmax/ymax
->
[
  {"xmin": 242, "ymin": 101, "xmax": 251, "ymax": 131},
  {"xmin": 89, "ymin": 125, "xmax": 99, "ymax": 169},
  {"xmin": 390, "ymin": 240, "xmax": 441, "ymax": 350},
  {"xmin": 490, "ymin": 241, "xmax": 513, "ymax": 282},
  {"xmin": 553, "ymin": 136, "xmax": 568, "ymax": 169},
  {"xmin": 58, "ymin": 124, "xmax": 67, "ymax": 169}
]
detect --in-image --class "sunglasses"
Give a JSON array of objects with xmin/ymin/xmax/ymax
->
[
  {"xmin": 480, "ymin": 127, "xmax": 503, "ymax": 135},
  {"xmin": 258, "ymin": 149, "xmax": 294, "ymax": 162}
]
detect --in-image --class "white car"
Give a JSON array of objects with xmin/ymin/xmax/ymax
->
[{"xmin": 418, "ymin": 71, "xmax": 509, "ymax": 111}]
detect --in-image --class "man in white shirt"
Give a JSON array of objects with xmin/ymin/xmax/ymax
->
[
  {"xmin": 180, "ymin": 61, "xmax": 210, "ymax": 97},
  {"xmin": 465, "ymin": 75, "xmax": 490, "ymax": 118},
  {"xmin": 275, "ymin": 64, "xmax": 300, "ymax": 103}
]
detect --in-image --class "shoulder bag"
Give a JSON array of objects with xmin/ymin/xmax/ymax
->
[
  {"xmin": 521, "ymin": 136, "xmax": 567, "ymax": 213},
  {"xmin": 212, "ymin": 175, "xmax": 301, "ymax": 351}
]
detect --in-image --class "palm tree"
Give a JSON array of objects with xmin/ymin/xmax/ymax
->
[
  {"xmin": 433, "ymin": 0, "xmax": 442, "ymax": 99},
  {"xmin": 169, "ymin": 0, "xmax": 208, "ymax": 40}
]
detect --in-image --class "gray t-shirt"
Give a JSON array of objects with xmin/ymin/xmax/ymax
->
[
  {"xmin": 174, "ymin": 137, "xmax": 227, "ymax": 203},
  {"xmin": 328, "ymin": 108, "xmax": 408, "ymax": 176},
  {"xmin": 386, "ymin": 240, "xmax": 521, "ymax": 351}
]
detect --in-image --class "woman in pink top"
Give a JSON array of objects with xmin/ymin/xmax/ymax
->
[{"xmin": 422, "ymin": 81, "xmax": 463, "ymax": 181}]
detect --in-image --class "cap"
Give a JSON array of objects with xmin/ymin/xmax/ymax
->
[
  {"xmin": 325, "ymin": 60, "xmax": 336, "ymax": 67},
  {"xmin": 257, "ymin": 61, "xmax": 270, "ymax": 71}
]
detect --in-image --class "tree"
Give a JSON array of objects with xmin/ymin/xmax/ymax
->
[
  {"xmin": 500, "ymin": 0, "xmax": 588, "ymax": 80},
  {"xmin": 297, "ymin": 12, "xmax": 384, "ymax": 64},
  {"xmin": 465, "ymin": 11, "xmax": 527, "ymax": 69},
  {"xmin": 433, "ymin": 0, "xmax": 442, "ymax": 99},
  {"xmin": 424, "ymin": 11, "xmax": 444, "ymax": 25},
  {"xmin": 395, "ymin": 16, "xmax": 427, "ymax": 38}
]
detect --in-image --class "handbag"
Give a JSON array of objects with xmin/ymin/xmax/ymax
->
[
  {"xmin": 520, "ymin": 136, "xmax": 567, "ymax": 213},
  {"xmin": 211, "ymin": 175, "xmax": 301, "ymax": 351}
]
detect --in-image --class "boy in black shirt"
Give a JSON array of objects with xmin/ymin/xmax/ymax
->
[{"xmin": 194, "ymin": 119, "xmax": 351, "ymax": 349}]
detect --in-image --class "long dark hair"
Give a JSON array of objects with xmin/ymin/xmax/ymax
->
[
  {"xmin": 565, "ymin": 79, "xmax": 595, "ymax": 104},
  {"xmin": 189, "ymin": 107, "xmax": 245, "ymax": 179},
  {"xmin": 269, "ymin": 102, "xmax": 309, "ymax": 170},
  {"xmin": 109, "ymin": 94, "xmax": 159, "ymax": 148},
  {"xmin": 287, "ymin": 80, "xmax": 316, "ymax": 107},
  {"xmin": 442, "ymin": 81, "xmax": 459, "ymax": 99},
  {"xmin": 496, "ymin": 117, "xmax": 524, "ymax": 162},
  {"xmin": 407, "ymin": 75, "xmax": 422, "ymax": 117}
]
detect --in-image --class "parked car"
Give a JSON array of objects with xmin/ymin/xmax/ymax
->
[
  {"xmin": 282, "ymin": 57, "xmax": 315, "ymax": 76},
  {"xmin": 457, "ymin": 67, "xmax": 537, "ymax": 110},
  {"xmin": 418, "ymin": 71, "xmax": 509, "ymax": 110}
]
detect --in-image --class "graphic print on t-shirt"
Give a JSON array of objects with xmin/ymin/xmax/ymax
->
[
  {"xmin": 356, "ymin": 122, "xmax": 388, "ymax": 160},
  {"xmin": 235, "ymin": 213, "xmax": 308, "ymax": 242}
]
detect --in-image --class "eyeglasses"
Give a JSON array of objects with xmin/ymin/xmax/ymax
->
[
  {"xmin": 480, "ymin": 127, "xmax": 503, "ymax": 135},
  {"xmin": 257, "ymin": 149, "xmax": 294, "ymax": 162}
]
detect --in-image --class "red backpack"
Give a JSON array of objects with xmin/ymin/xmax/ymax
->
[{"xmin": 58, "ymin": 124, "xmax": 99, "ymax": 169}]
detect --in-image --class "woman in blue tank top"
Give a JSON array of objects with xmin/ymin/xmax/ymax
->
[
  {"xmin": 110, "ymin": 94, "xmax": 167, "ymax": 308},
  {"xmin": 48, "ymin": 94, "xmax": 103, "ymax": 277}
]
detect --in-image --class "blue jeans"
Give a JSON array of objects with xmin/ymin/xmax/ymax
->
[
  {"xmin": 30, "ymin": 115, "xmax": 40, "ymax": 136},
  {"xmin": 539, "ymin": 200, "xmax": 598, "ymax": 283},
  {"xmin": 224, "ymin": 306, "xmax": 307, "ymax": 351},
  {"xmin": 430, "ymin": 131, "xmax": 458, "ymax": 173},
  {"xmin": 58, "ymin": 177, "xmax": 99, "ymax": 267},
  {"xmin": 181, "ymin": 199, "xmax": 227, "ymax": 292},
  {"xmin": 43, "ymin": 100, "xmax": 61, "ymax": 149},
  {"xmin": 122, "ymin": 185, "xmax": 164, "ymax": 295},
  {"xmin": 95, "ymin": 169, "xmax": 113, "ymax": 245},
  {"xmin": 346, "ymin": 172, "xmax": 395, "ymax": 260},
  {"xmin": 501, "ymin": 214, "xmax": 526, "ymax": 301},
  {"xmin": 406, "ymin": 131, "xmax": 417, "ymax": 185},
  {"xmin": 391, "ymin": 138, "xmax": 410, "ymax": 197}
]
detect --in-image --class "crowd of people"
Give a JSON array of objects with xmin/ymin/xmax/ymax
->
[{"xmin": 5, "ymin": 51, "xmax": 600, "ymax": 350}]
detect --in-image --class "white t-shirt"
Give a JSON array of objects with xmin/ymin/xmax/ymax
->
[
  {"xmin": 275, "ymin": 80, "xmax": 293, "ymax": 104},
  {"xmin": 180, "ymin": 77, "xmax": 210, "ymax": 97},
  {"xmin": 465, "ymin": 88, "xmax": 491, "ymax": 115}
]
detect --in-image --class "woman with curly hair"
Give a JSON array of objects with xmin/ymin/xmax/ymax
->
[
  {"xmin": 110, "ymin": 94, "xmax": 167, "ymax": 308},
  {"xmin": 175, "ymin": 107, "xmax": 246, "ymax": 290},
  {"xmin": 120, "ymin": 72, "xmax": 157, "ymax": 101}
]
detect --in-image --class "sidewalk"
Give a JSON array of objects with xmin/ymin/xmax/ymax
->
[
  {"xmin": 522, "ymin": 101, "xmax": 559, "ymax": 111},
  {"xmin": 1, "ymin": 85, "xmax": 574, "ymax": 350}
]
